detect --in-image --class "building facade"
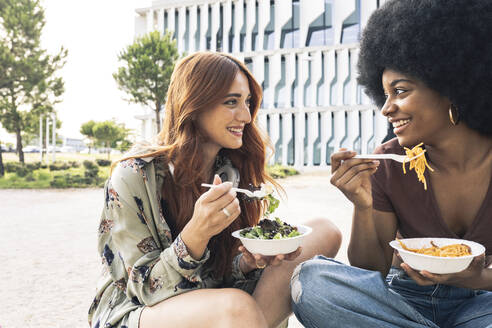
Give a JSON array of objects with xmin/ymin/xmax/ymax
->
[{"xmin": 134, "ymin": 0, "xmax": 389, "ymax": 168}]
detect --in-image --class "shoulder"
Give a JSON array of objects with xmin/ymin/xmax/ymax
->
[
  {"xmin": 110, "ymin": 157, "xmax": 155, "ymax": 194},
  {"xmin": 373, "ymin": 138, "xmax": 404, "ymax": 155}
]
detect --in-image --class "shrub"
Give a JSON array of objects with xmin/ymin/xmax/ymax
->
[
  {"xmin": 83, "ymin": 160, "xmax": 98, "ymax": 170},
  {"xmin": 50, "ymin": 173, "xmax": 92, "ymax": 188},
  {"xmin": 96, "ymin": 159, "xmax": 112, "ymax": 167},
  {"xmin": 5, "ymin": 162, "xmax": 21, "ymax": 173},
  {"xmin": 26, "ymin": 162, "xmax": 41, "ymax": 170},
  {"xmin": 36, "ymin": 171, "xmax": 51, "ymax": 181},
  {"xmin": 50, "ymin": 174, "xmax": 69, "ymax": 188},
  {"xmin": 15, "ymin": 166, "xmax": 29, "ymax": 177},
  {"xmin": 69, "ymin": 161, "xmax": 80, "ymax": 168},
  {"xmin": 49, "ymin": 162, "xmax": 70, "ymax": 171},
  {"xmin": 267, "ymin": 165, "xmax": 299, "ymax": 179},
  {"xmin": 25, "ymin": 172, "xmax": 36, "ymax": 182}
]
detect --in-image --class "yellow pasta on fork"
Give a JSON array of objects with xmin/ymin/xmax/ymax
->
[{"xmin": 402, "ymin": 143, "xmax": 434, "ymax": 190}]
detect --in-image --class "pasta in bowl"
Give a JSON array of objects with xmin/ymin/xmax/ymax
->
[{"xmin": 389, "ymin": 238, "xmax": 485, "ymax": 274}]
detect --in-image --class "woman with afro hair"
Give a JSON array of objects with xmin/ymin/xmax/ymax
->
[{"xmin": 290, "ymin": 0, "xmax": 492, "ymax": 327}]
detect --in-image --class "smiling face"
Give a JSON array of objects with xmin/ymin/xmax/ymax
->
[
  {"xmin": 197, "ymin": 70, "xmax": 252, "ymax": 156},
  {"xmin": 381, "ymin": 69, "xmax": 452, "ymax": 147}
]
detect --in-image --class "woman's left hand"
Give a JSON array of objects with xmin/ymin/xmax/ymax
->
[
  {"xmin": 238, "ymin": 245, "xmax": 302, "ymax": 273},
  {"xmin": 400, "ymin": 254, "xmax": 486, "ymax": 289}
]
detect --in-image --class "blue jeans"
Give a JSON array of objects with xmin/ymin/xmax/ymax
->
[{"xmin": 290, "ymin": 256, "xmax": 492, "ymax": 328}]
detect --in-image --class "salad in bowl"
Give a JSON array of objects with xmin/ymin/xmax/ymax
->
[{"xmin": 232, "ymin": 185, "xmax": 312, "ymax": 256}]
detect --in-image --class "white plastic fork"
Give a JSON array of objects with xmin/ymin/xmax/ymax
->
[
  {"xmin": 354, "ymin": 150, "xmax": 426, "ymax": 163},
  {"xmin": 201, "ymin": 183, "xmax": 267, "ymax": 198}
]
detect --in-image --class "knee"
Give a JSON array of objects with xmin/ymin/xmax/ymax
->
[
  {"xmin": 305, "ymin": 217, "xmax": 342, "ymax": 257},
  {"xmin": 218, "ymin": 289, "xmax": 266, "ymax": 325}
]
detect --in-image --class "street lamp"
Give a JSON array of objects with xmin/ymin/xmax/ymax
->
[{"xmin": 39, "ymin": 113, "xmax": 57, "ymax": 163}]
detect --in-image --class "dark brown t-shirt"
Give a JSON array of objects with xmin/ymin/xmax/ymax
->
[{"xmin": 371, "ymin": 138, "xmax": 492, "ymax": 256}]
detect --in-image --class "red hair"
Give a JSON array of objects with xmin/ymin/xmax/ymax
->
[{"xmin": 117, "ymin": 52, "xmax": 276, "ymax": 277}]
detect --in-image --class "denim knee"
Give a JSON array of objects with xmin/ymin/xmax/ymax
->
[{"xmin": 291, "ymin": 256, "xmax": 343, "ymax": 304}]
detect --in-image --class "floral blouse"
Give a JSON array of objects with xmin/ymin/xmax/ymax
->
[{"xmin": 88, "ymin": 147, "xmax": 262, "ymax": 328}]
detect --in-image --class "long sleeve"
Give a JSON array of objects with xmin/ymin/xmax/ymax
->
[
  {"xmin": 100, "ymin": 160, "xmax": 210, "ymax": 306},
  {"xmin": 223, "ymin": 253, "xmax": 263, "ymax": 289}
]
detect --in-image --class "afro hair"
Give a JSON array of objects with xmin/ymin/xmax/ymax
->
[{"xmin": 357, "ymin": 0, "xmax": 492, "ymax": 136}]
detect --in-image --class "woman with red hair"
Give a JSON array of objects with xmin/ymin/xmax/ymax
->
[{"xmin": 88, "ymin": 52, "xmax": 341, "ymax": 328}]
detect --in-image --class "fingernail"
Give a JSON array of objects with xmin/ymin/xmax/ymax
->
[{"xmin": 373, "ymin": 160, "xmax": 380, "ymax": 165}]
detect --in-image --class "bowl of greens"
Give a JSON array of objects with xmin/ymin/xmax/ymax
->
[
  {"xmin": 232, "ymin": 219, "xmax": 312, "ymax": 256},
  {"xmin": 232, "ymin": 190, "xmax": 312, "ymax": 256}
]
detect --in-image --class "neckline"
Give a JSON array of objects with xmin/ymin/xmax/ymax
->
[{"xmin": 427, "ymin": 167, "xmax": 492, "ymax": 239}]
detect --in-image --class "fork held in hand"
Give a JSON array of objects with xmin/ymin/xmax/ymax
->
[
  {"xmin": 201, "ymin": 183, "xmax": 261, "ymax": 198},
  {"xmin": 354, "ymin": 150, "xmax": 426, "ymax": 163}
]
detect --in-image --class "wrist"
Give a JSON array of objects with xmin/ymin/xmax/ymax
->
[
  {"xmin": 473, "ymin": 268, "xmax": 492, "ymax": 290},
  {"xmin": 354, "ymin": 204, "xmax": 373, "ymax": 214},
  {"xmin": 180, "ymin": 225, "xmax": 210, "ymax": 260},
  {"xmin": 239, "ymin": 254, "xmax": 255, "ymax": 274}
]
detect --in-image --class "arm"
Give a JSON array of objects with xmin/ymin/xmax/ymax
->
[
  {"xmin": 105, "ymin": 166, "xmax": 210, "ymax": 306},
  {"xmin": 348, "ymin": 208, "xmax": 398, "ymax": 276},
  {"xmin": 104, "ymin": 166, "xmax": 239, "ymax": 306},
  {"xmin": 330, "ymin": 149, "xmax": 397, "ymax": 276}
]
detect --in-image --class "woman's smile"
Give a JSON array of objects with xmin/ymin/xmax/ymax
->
[
  {"xmin": 391, "ymin": 118, "xmax": 411, "ymax": 134},
  {"xmin": 227, "ymin": 126, "xmax": 244, "ymax": 137}
]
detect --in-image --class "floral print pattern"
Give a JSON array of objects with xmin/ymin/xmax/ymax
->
[{"xmin": 88, "ymin": 151, "xmax": 262, "ymax": 328}]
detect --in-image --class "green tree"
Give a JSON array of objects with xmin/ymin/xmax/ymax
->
[
  {"xmin": 80, "ymin": 120, "xmax": 96, "ymax": 154},
  {"xmin": 92, "ymin": 120, "xmax": 130, "ymax": 159},
  {"xmin": 113, "ymin": 30, "xmax": 179, "ymax": 133},
  {"xmin": 0, "ymin": 0, "xmax": 67, "ymax": 163}
]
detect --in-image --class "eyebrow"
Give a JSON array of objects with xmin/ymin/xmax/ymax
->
[
  {"xmin": 225, "ymin": 93, "xmax": 251, "ymax": 98},
  {"xmin": 390, "ymin": 79, "xmax": 415, "ymax": 87}
]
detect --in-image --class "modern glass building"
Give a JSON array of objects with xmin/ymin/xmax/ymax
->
[{"xmin": 134, "ymin": 0, "xmax": 389, "ymax": 168}]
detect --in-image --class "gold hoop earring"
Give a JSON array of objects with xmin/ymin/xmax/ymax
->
[{"xmin": 449, "ymin": 104, "xmax": 460, "ymax": 125}]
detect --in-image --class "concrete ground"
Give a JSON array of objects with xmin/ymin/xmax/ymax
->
[{"xmin": 0, "ymin": 169, "xmax": 353, "ymax": 328}]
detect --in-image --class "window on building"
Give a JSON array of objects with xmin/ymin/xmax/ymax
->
[
  {"xmin": 263, "ymin": 57, "xmax": 270, "ymax": 108},
  {"xmin": 280, "ymin": 0, "xmax": 300, "ymax": 49},
  {"xmin": 275, "ymin": 56, "xmax": 286, "ymax": 107},
  {"xmin": 229, "ymin": 3, "xmax": 235, "ymax": 52},
  {"xmin": 196, "ymin": 7, "xmax": 201, "ymax": 50},
  {"xmin": 252, "ymin": 2, "xmax": 259, "ymax": 51},
  {"xmin": 240, "ymin": 1, "xmax": 247, "ymax": 51},
  {"xmin": 263, "ymin": 2, "xmax": 275, "ymax": 50},
  {"xmin": 174, "ymin": 11, "xmax": 179, "ymax": 45},
  {"xmin": 306, "ymin": 0, "xmax": 334, "ymax": 47},
  {"xmin": 206, "ymin": 7, "xmax": 212, "ymax": 49},
  {"xmin": 244, "ymin": 57, "xmax": 253, "ymax": 72},
  {"xmin": 341, "ymin": 0, "xmax": 360, "ymax": 44},
  {"xmin": 184, "ymin": 9, "xmax": 190, "ymax": 52},
  {"xmin": 164, "ymin": 11, "xmax": 168, "ymax": 33},
  {"xmin": 217, "ymin": 5, "xmax": 223, "ymax": 51}
]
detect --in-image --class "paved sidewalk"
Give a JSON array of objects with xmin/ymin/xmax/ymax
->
[{"xmin": 0, "ymin": 169, "xmax": 353, "ymax": 327}]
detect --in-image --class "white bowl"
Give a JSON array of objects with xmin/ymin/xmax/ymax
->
[
  {"xmin": 232, "ymin": 224, "xmax": 312, "ymax": 256},
  {"xmin": 389, "ymin": 238, "xmax": 485, "ymax": 274}
]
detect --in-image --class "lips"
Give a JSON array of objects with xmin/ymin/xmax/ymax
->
[
  {"xmin": 227, "ymin": 127, "xmax": 243, "ymax": 133},
  {"xmin": 392, "ymin": 119, "xmax": 410, "ymax": 128},
  {"xmin": 227, "ymin": 127, "xmax": 244, "ymax": 137}
]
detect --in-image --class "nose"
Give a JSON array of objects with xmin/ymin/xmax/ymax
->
[
  {"xmin": 237, "ymin": 101, "xmax": 252, "ymax": 124},
  {"xmin": 380, "ymin": 97, "xmax": 397, "ymax": 117}
]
